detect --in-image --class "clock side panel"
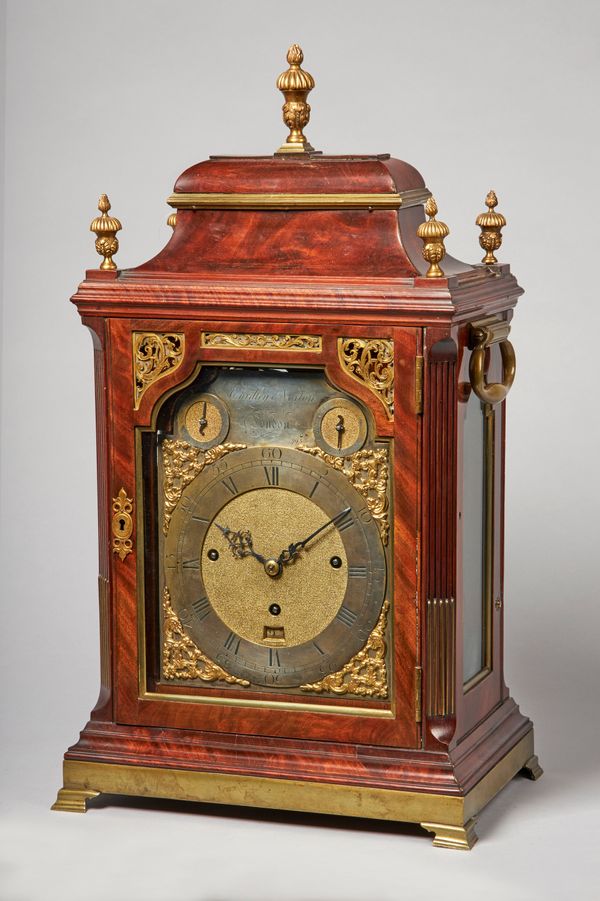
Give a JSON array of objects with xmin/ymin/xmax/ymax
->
[{"xmin": 102, "ymin": 315, "xmax": 420, "ymax": 748}]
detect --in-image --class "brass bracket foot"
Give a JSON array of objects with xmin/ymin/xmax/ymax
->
[
  {"xmin": 51, "ymin": 787, "xmax": 100, "ymax": 813},
  {"xmin": 521, "ymin": 755, "xmax": 543, "ymax": 781},
  {"xmin": 421, "ymin": 818, "xmax": 478, "ymax": 851}
]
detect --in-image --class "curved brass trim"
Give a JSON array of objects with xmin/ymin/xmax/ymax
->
[
  {"xmin": 469, "ymin": 319, "xmax": 516, "ymax": 406},
  {"xmin": 167, "ymin": 188, "xmax": 431, "ymax": 211}
]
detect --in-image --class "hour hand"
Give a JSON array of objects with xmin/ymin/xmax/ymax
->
[
  {"xmin": 277, "ymin": 507, "xmax": 352, "ymax": 567},
  {"xmin": 215, "ymin": 523, "xmax": 267, "ymax": 564}
]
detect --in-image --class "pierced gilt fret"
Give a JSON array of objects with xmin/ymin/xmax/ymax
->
[
  {"xmin": 337, "ymin": 338, "xmax": 394, "ymax": 418},
  {"xmin": 133, "ymin": 332, "xmax": 185, "ymax": 409},
  {"xmin": 201, "ymin": 332, "xmax": 322, "ymax": 352}
]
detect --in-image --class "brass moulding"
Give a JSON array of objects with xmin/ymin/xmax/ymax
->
[
  {"xmin": 90, "ymin": 194, "xmax": 121, "ymax": 270},
  {"xmin": 201, "ymin": 332, "xmax": 322, "ymax": 352},
  {"xmin": 167, "ymin": 190, "xmax": 431, "ymax": 210},
  {"xmin": 275, "ymin": 44, "xmax": 315, "ymax": 154},
  {"xmin": 52, "ymin": 731, "xmax": 538, "ymax": 850}
]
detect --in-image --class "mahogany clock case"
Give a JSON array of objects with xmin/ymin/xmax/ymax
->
[{"xmin": 52, "ymin": 149, "xmax": 541, "ymax": 849}]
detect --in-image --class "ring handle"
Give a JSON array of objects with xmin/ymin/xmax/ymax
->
[{"xmin": 468, "ymin": 318, "xmax": 516, "ymax": 405}]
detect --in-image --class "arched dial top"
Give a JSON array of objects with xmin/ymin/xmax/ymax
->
[{"xmin": 164, "ymin": 446, "xmax": 386, "ymax": 689}]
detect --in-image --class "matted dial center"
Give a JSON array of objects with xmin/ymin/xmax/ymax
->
[{"xmin": 202, "ymin": 489, "xmax": 347, "ymax": 647}]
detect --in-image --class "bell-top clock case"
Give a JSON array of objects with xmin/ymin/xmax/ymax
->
[{"xmin": 53, "ymin": 46, "xmax": 542, "ymax": 850}]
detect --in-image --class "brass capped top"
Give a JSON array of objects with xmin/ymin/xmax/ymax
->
[
  {"xmin": 275, "ymin": 44, "xmax": 316, "ymax": 155},
  {"xmin": 90, "ymin": 193, "xmax": 122, "ymax": 270}
]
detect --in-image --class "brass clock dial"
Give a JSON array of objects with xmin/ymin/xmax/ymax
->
[
  {"xmin": 164, "ymin": 445, "xmax": 386, "ymax": 689},
  {"xmin": 313, "ymin": 397, "xmax": 368, "ymax": 456},
  {"xmin": 179, "ymin": 393, "xmax": 229, "ymax": 449}
]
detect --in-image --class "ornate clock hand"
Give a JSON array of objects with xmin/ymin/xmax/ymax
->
[
  {"xmin": 335, "ymin": 414, "xmax": 345, "ymax": 450},
  {"xmin": 277, "ymin": 506, "xmax": 352, "ymax": 566},
  {"xmin": 215, "ymin": 523, "xmax": 267, "ymax": 564},
  {"xmin": 198, "ymin": 400, "xmax": 208, "ymax": 435}
]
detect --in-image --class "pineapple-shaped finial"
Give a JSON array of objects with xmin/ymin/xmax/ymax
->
[
  {"xmin": 417, "ymin": 197, "xmax": 450, "ymax": 278},
  {"xmin": 90, "ymin": 194, "xmax": 122, "ymax": 270},
  {"xmin": 476, "ymin": 190, "xmax": 506, "ymax": 264},
  {"xmin": 275, "ymin": 44, "xmax": 316, "ymax": 154}
]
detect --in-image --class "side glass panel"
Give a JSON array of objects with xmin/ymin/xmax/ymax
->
[{"xmin": 461, "ymin": 393, "xmax": 493, "ymax": 686}]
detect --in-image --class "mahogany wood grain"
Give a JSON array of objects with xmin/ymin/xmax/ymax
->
[{"xmin": 64, "ymin": 153, "xmax": 531, "ymax": 807}]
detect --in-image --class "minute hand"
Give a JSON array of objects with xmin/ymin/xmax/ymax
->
[{"xmin": 277, "ymin": 507, "xmax": 352, "ymax": 566}]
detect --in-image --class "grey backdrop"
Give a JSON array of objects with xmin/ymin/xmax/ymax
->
[{"xmin": 1, "ymin": 1, "xmax": 599, "ymax": 899}]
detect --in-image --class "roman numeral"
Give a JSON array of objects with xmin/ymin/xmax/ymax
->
[
  {"xmin": 224, "ymin": 631, "xmax": 241, "ymax": 654},
  {"xmin": 182, "ymin": 558, "xmax": 200, "ymax": 569},
  {"xmin": 348, "ymin": 565, "xmax": 367, "ymax": 578},
  {"xmin": 336, "ymin": 605, "xmax": 357, "ymax": 628},
  {"xmin": 309, "ymin": 479, "xmax": 320, "ymax": 498},
  {"xmin": 268, "ymin": 648, "xmax": 281, "ymax": 667},
  {"xmin": 263, "ymin": 465, "xmax": 280, "ymax": 486},
  {"xmin": 221, "ymin": 476, "xmax": 238, "ymax": 495},
  {"xmin": 336, "ymin": 511, "xmax": 355, "ymax": 532},
  {"xmin": 312, "ymin": 641, "xmax": 325, "ymax": 656},
  {"xmin": 191, "ymin": 514, "xmax": 210, "ymax": 524},
  {"xmin": 191, "ymin": 596, "xmax": 211, "ymax": 621}
]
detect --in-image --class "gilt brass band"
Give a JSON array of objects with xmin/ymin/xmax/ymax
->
[
  {"xmin": 52, "ymin": 731, "xmax": 537, "ymax": 850},
  {"xmin": 468, "ymin": 317, "xmax": 516, "ymax": 406},
  {"xmin": 167, "ymin": 188, "xmax": 431, "ymax": 211}
]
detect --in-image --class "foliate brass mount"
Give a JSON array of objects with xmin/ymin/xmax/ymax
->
[
  {"xmin": 468, "ymin": 317, "xmax": 516, "ymax": 405},
  {"xmin": 297, "ymin": 446, "xmax": 389, "ymax": 545},
  {"xmin": 476, "ymin": 190, "xmax": 506, "ymax": 264},
  {"xmin": 112, "ymin": 488, "xmax": 133, "ymax": 561},
  {"xmin": 417, "ymin": 197, "xmax": 449, "ymax": 278},
  {"xmin": 162, "ymin": 439, "xmax": 247, "ymax": 535},
  {"xmin": 300, "ymin": 600, "xmax": 390, "ymax": 698},
  {"xmin": 162, "ymin": 588, "xmax": 250, "ymax": 686},
  {"xmin": 133, "ymin": 332, "xmax": 185, "ymax": 410},
  {"xmin": 90, "ymin": 194, "xmax": 121, "ymax": 270},
  {"xmin": 201, "ymin": 332, "xmax": 322, "ymax": 352},
  {"xmin": 276, "ymin": 44, "xmax": 316, "ymax": 154},
  {"xmin": 338, "ymin": 338, "xmax": 394, "ymax": 419}
]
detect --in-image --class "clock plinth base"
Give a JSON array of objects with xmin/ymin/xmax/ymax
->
[
  {"xmin": 521, "ymin": 755, "xmax": 544, "ymax": 781},
  {"xmin": 51, "ymin": 787, "xmax": 100, "ymax": 813},
  {"xmin": 52, "ymin": 724, "xmax": 539, "ymax": 849},
  {"xmin": 421, "ymin": 818, "xmax": 478, "ymax": 851}
]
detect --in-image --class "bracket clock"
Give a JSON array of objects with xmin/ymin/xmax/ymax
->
[{"xmin": 53, "ymin": 45, "xmax": 542, "ymax": 849}]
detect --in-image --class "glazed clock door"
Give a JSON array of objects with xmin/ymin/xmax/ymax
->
[{"xmin": 110, "ymin": 320, "xmax": 420, "ymax": 748}]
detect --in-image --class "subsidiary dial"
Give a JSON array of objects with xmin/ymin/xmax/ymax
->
[
  {"xmin": 313, "ymin": 397, "xmax": 368, "ymax": 457},
  {"xmin": 179, "ymin": 393, "xmax": 230, "ymax": 449}
]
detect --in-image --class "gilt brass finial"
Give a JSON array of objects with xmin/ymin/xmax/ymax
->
[
  {"xmin": 476, "ymin": 190, "xmax": 506, "ymax": 264},
  {"xmin": 167, "ymin": 212, "xmax": 177, "ymax": 230},
  {"xmin": 417, "ymin": 197, "xmax": 450, "ymax": 278},
  {"xmin": 90, "ymin": 194, "xmax": 121, "ymax": 270},
  {"xmin": 275, "ymin": 44, "xmax": 316, "ymax": 154}
]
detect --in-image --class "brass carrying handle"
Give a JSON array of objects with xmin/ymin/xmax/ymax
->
[{"xmin": 468, "ymin": 318, "xmax": 516, "ymax": 405}]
